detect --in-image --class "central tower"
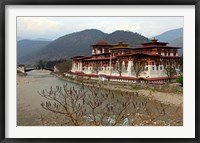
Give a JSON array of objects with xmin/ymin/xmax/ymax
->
[{"xmin": 91, "ymin": 40, "xmax": 112, "ymax": 55}]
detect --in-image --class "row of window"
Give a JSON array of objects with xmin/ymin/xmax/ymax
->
[
  {"xmin": 161, "ymin": 53, "xmax": 177, "ymax": 56},
  {"xmin": 82, "ymin": 67, "xmax": 113, "ymax": 71},
  {"xmin": 74, "ymin": 65, "xmax": 180, "ymax": 71},
  {"xmin": 144, "ymin": 66, "xmax": 162, "ymax": 71},
  {"xmin": 151, "ymin": 66, "xmax": 162, "ymax": 71},
  {"xmin": 151, "ymin": 65, "xmax": 180, "ymax": 71}
]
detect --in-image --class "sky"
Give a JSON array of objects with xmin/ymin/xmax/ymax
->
[{"xmin": 17, "ymin": 17, "xmax": 183, "ymax": 41}]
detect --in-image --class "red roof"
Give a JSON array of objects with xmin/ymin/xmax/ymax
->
[
  {"xmin": 142, "ymin": 42, "xmax": 168, "ymax": 46},
  {"xmin": 78, "ymin": 74, "xmax": 99, "ymax": 77},
  {"xmin": 145, "ymin": 76, "xmax": 177, "ymax": 81},
  {"xmin": 107, "ymin": 75, "xmax": 139, "ymax": 80},
  {"xmin": 91, "ymin": 40, "xmax": 112, "ymax": 47},
  {"xmin": 65, "ymin": 71, "xmax": 84, "ymax": 75},
  {"xmin": 84, "ymin": 57, "xmax": 116, "ymax": 61},
  {"xmin": 92, "ymin": 52, "xmax": 111, "ymax": 56},
  {"xmin": 132, "ymin": 45, "xmax": 180, "ymax": 50},
  {"xmin": 71, "ymin": 56, "xmax": 92, "ymax": 60},
  {"xmin": 116, "ymin": 53, "xmax": 161, "ymax": 57},
  {"xmin": 71, "ymin": 56, "xmax": 85, "ymax": 59},
  {"xmin": 110, "ymin": 47, "xmax": 132, "ymax": 50},
  {"xmin": 66, "ymin": 72, "xmax": 177, "ymax": 82},
  {"xmin": 107, "ymin": 76, "xmax": 177, "ymax": 81},
  {"xmin": 141, "ymin": 39, "xmax": 168, "ymax": 46},
  {"xmin": 116, "ymin": 53, "xmax": 181, "ymax": 59},
  {"xmin": 96, "ymin": 40, "xmax": 108, "ymax": 45}
]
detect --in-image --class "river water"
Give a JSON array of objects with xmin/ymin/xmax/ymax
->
[
  {"xmin": 17, "ymin": 70, "xmax": 82, "ymax": 126},
  {"xmin": 17, "ymin": 70, "xmax": 182, "ymax": 126}
]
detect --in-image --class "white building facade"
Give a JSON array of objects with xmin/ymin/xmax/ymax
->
[{"xmin": 70, "ymin": 39, "xmax": 181, "ymax": 82}]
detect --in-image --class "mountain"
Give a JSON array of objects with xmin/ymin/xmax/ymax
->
[
  {"xmin": 17, "ymin": 36, "xmax": 25, "ymax": 41},
  {"xmin": 168, "ymin": 36, "xmax": 183, "ymax": 56},
  {"xmin": 34, "ymin": 38, "xmax": 52, "ymax": 41},
  {"xmin": 168, "ymin": 36, "xmax": 183, "ymax": 47},
  {"xmin": 104, "ymin": 30, "xmax": 149, "ymax": 46},
  {"xmin": 17, "ymin": 39, "xmax": 51, "ymax": 64},
  {"xmin": 155, "ymin": 28, "xmax": 183, "ymax": 43},
  {"xmin": 27, "ymin": 29, "xmax": 106, "ymax": 63},
  {"xmin": 19, "ymin": 29, "xmax": 150, "ymax": 64},
  {"xmin": 154, "ymin": 28, "xmax": 183, "ymax": 56}
]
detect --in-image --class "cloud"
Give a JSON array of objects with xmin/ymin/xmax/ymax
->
[
  {"xmin": 17, "ymin": 17, "xmax": 183, "ymax": 40},
  {"xmin": 17, "ymin": 17, "xmax": 62, "ymax": 39}
]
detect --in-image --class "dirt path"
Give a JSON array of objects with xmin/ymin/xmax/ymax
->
[
  {"xmin": 136, "ymin": 89, "xmax": 182, "ymax": 106},
  {"xmin": 98, "ymin": 84, "xmax": 183, "ymax": 106}
]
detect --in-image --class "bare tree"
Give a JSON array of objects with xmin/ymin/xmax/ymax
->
[
  {"xmin": 116, "ymin": 58, "xmax": 123, "ymax": 76},
  {"xmin": 132, "ymin": 60, "xmax": 145, "ymax": 78},
  {"xmin": 39, "ymin": 84, "xmax": 182, "ymax": 126},
  {"xmin": 130, "ymin": 54, "xmax": 146, "ymax": 78},
  {"xmin": 92, "ymin": 62, "xmax": 101, "ymax": 74},
  {"xmin": 39, "ymin": 84, "xmax": 145, "ymax": 126},
  {"xmin": 164, "ymin": 63, "xmax": 177, "ymax": 82},
  {"xmin": 39, "ymin": 85, "xmax": 87, "ymax": 125}
]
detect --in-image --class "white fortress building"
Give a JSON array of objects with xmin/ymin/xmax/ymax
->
[{"xmin": 69, "ymin": 39, "xmax": 181, "ymax": 83}]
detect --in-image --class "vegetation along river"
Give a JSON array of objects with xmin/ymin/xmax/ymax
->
[{"xmin": 17, "ymin": 70, "xmax": 183, "ymax": 126}]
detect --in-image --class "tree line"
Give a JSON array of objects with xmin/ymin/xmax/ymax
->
[{"xmin": 37, "ymin": 59, "xmax": 72, "ymax": 73}]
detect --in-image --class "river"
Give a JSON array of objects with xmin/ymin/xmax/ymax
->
[
  {"xmin": 17, "ymin": 70, "xmax": 82, "ymax": 126},
  {"xmin": 17, "ymin": 70, "xmax": 183, "ymax": 126}
]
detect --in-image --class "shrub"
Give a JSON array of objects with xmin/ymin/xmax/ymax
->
[{"xmin": 176, "ymin": 76, "xmax": 183, "ymax": 86}]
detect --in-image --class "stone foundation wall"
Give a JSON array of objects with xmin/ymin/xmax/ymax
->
[{"xmin": 68, "ymin": 75, "xmax": 182, "ymax": 93}]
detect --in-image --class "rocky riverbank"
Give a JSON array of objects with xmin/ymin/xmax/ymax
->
[{"xmin": 51, "ymin": 72, "xmax": 183, "ymax": 107}]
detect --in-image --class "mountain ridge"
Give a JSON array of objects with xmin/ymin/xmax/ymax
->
[
  {"xmin": 17, "ymin": 39, "xmax": 51, "ymax": 64},
  {"xmin": 18, "ymin": 29, "xmax": 150, "ymax": 65},
  {"xmin": 17, "ymin": 28, "xmax": 183, "ymax": 65},
  {"xmin": 155, "ymin": 28, "xmax": 183, "ymax": 43}
]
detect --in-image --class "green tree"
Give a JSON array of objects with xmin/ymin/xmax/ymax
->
[
  {"xmin": 38, "ymin": 60, "xmax": 46, "ymax": 69},
  {"xmin": 54, "ymin": 60, "xmax": 72, "ymax": 74},
  {"xmin": 176, "ymin": 75, "xmax": 183, "ymax": 86},
  {"xmin": 179, "ymin": 55, "xmax": 183, "ymax": 76}
]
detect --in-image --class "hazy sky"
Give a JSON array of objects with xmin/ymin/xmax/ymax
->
[{"xmin": 17, "ymin": 17, "xmax": 183, "ymax": 40}]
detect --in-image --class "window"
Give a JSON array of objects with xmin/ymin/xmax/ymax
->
[
  {"xmin": 160, "ymin": 66, "xmax": 162, "ymax": 70},
  {"xmin": 158, "ymin": 50, "xmax": 161, "ymax": 55},
  {"xmin": 157, "ymin": 66, "xmax": 159, "ymax": 70},
  {"xmin": 152, "ymin": 67, "xmax": 154, "ymax": 70},
  {"xmin": 146, "ymin": 67, "xmax": 148, "ymax": 71}
]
